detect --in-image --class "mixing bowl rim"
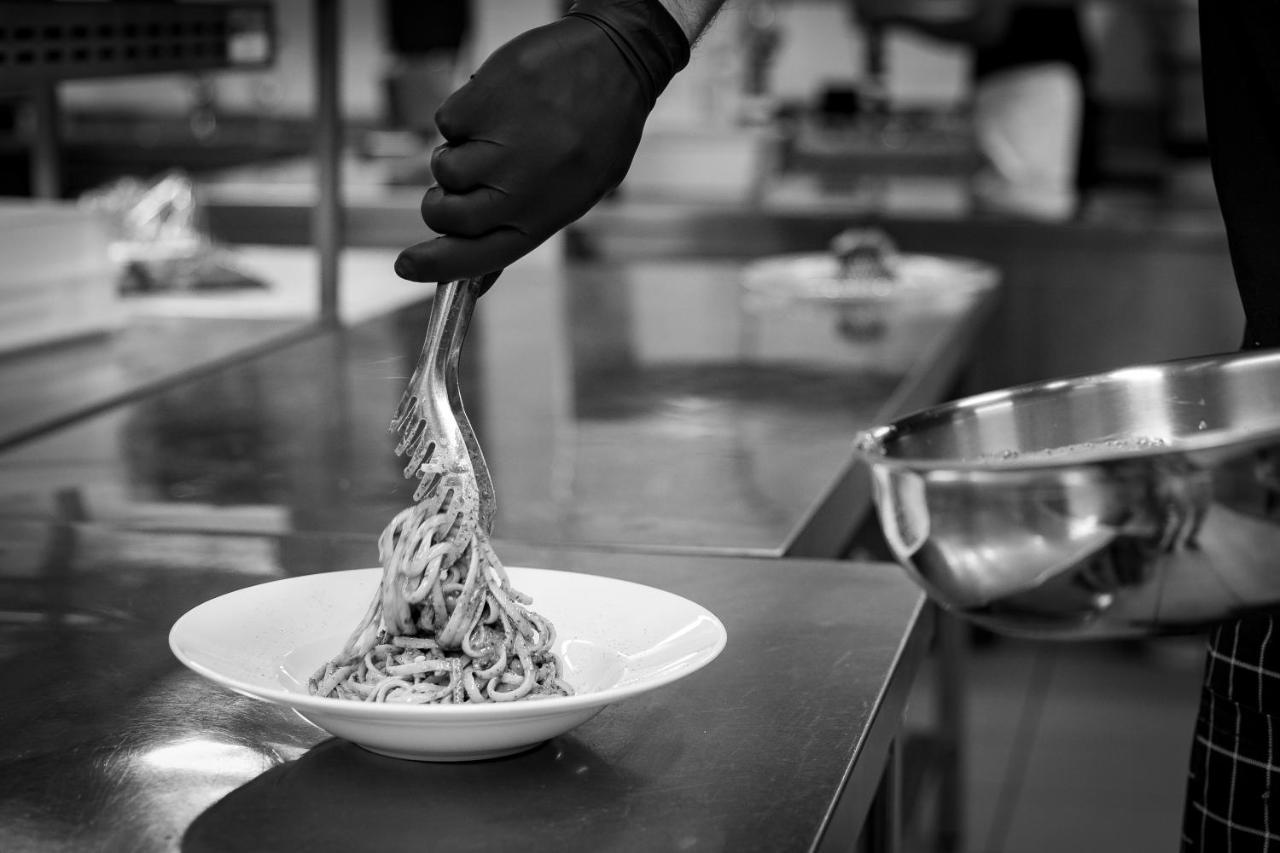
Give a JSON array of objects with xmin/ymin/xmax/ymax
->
[{"xmin": 853, "ymin": 348, "xmax": 1280, "ymax": 473}]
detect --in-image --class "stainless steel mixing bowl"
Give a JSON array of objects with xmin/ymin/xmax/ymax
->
[{"xmin": 853, "ymin": 349, "xmax": 1280, "ymax": 639}]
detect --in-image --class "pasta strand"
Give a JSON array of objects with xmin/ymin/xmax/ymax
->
[{"xmin": 309, "ymin": 474, "xmax": 572, "ymax": 705}]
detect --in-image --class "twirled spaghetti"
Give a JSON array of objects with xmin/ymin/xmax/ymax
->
[{"xmin": 309, "ymin": 474, "xmax": 572, "ymax": 704}]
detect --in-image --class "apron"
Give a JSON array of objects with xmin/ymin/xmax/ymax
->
[{"xmin": 1183, "ymin": 2, "xmax": 1280, "ymax": 848}]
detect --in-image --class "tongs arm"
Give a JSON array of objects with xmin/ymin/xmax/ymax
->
[
  {"xmin": 440, "ymin": 275, "xmax": 497, "ymax": 535},
  {"xmin": 391, "ymin": 270, "xmax": 500, "ymax": 534}
]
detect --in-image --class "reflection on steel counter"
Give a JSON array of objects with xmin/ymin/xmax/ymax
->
[
  {"xmin": 182, "ymin": 738, "xmax": 639, "ymax": 851},
  {"xmin": 0, "ymin": 260, "xmax": 999, "ymax": 556},
  {"xmin": 0, "ymin": 537, "xmax": 930, "ymax": 852}
]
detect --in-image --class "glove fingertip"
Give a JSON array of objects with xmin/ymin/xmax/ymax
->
[{"xmin": 394, "ymin": 251, "xmax": 432, "ymax": 283}]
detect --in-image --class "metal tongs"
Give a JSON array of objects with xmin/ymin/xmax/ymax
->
[{"xmin": 390, "ymin": 271, "xmax": 501, "ymax": 535}]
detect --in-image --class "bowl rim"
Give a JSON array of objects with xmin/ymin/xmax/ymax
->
[{"xmin": 853, "ymin": 348, "xmax": 1280, "ymax": 473}]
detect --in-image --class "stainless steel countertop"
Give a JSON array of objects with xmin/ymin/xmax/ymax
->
[
  {"xmin": 0, "ymin": 315, "xmax": 313, "ymax": 451},
  {"xmin": 0, "ymin": 258, "xmax": 997, "ymax": 558},
  {"xmin": 0, "ymin": 255, "xmax": 991, "ymax": 851},
  {"xmin": 0, "ymin": 537, "xmax": 927, "ymax": 853}
]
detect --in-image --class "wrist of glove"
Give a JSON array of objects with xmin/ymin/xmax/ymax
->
[
  {"xmin": 567, "ymin": 0, "xmax": 691, "ymax": 110},
  {"xmin": 395, "ymin": 0, "xmax": 690, "ymax": 287}
]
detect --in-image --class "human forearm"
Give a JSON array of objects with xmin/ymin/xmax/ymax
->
[{"xmin": 653, "ymin": 0, "xmax": 730, "ymax": 43}]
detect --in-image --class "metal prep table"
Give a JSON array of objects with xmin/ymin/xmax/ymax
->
[{"xmin": 0, "ymin": 253, "xmax": 997, "ymax": 851}]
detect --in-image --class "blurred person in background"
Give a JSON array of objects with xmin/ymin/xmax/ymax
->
[
  {"xmin": 852, "ymin": 0, "xmax": 1096, "ymax": 220},
  {"xmin": 382, "ymin": 0, "xmax": 470, "ymax": 140},
  {"xmin": 1181, "ymin": 3, "xmax": 1280, "ymax": 849},
  {"xmin": 392, "ymin": 1, "xmax": 1280, "ymax": 844},
  {"xmin": 377, "ymin": 0, "xmax": 471, "ymax": 186}
]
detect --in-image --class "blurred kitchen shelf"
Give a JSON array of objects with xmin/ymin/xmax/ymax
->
[
  {"xmin": 784, "ymin": 114, "xmax": 981, "ymax": 179},
  {"xmin": 0, "ymin": 112, "xmax": 320, "ymax": 198},
  {"xmin": 198, "ymin": 154, "xmax": 428, "ymax": 247},
  {"xmin": 0, "ymin": 1, "xmax": 272, "ymax": 94},
  {"xmin": 189, "ymin": 154, "xmax": 1230, "ymax": 253}
]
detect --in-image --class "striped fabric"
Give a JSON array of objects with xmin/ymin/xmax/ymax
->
[{"xmin": 1183, "ymin": 615, "xmax": 1280, "ymax": 851}]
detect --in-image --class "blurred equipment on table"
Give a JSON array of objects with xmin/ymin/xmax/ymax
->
[{"xmin": 79, "ymin": 171, "xmax": 265, "ymax": 295}]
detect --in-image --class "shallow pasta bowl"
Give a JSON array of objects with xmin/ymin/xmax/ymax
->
[
  {"xmin": 169, "ymin": 567, "xmax": 727, "ymax": 761},
  {"xmin": 853, "ymin": 349, "xmax": 1280, "ymax": 639}
]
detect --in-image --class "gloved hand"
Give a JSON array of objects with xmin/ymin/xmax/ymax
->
[{"xmin": 394, "ymin": 0, "xmax": 690, "ymax": 287}]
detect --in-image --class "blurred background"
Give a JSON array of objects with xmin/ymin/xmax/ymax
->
[
  {"xmin": 0, "ymin": 0, "xmax": 1235, "ymax": 385},
  {"xmin": 0, "ymin": 2, "xmax": 1235, "ymax": 851}
]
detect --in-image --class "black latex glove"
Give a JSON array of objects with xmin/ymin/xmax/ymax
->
[{"xmin": 393, "ymin": 0, "xmax": 690, "ymax": 287}]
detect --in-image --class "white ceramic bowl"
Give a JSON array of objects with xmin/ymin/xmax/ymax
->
[{"xmin": 170, "ymin": 567, "xmax": 727, "ymax": 761}]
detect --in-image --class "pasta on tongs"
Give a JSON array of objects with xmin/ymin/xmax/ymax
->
[{"xmin": 310, "ymin": 276, "xmax": 571, "ymax": 704}]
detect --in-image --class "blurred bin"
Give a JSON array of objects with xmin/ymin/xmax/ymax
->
[{"xmin": 0, "ymin": 200, "xmax": 121, "ymax": 355}]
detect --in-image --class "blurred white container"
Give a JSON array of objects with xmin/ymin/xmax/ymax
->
[
  {"xmin": 971, "ymin": 64, "xmax": 1082, "ymax": 221},
  {"xmin": 0, "ymin": 200, "xmax": 121, "ymax": 355},
  {"xmin": 622, "ymin": 127, "xmax": 782, "ymax": 203}
]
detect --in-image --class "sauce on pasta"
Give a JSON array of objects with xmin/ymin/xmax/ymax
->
[{"xmin": 309, "ymin": 474, "xmax": 572, "ymax": 704}]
